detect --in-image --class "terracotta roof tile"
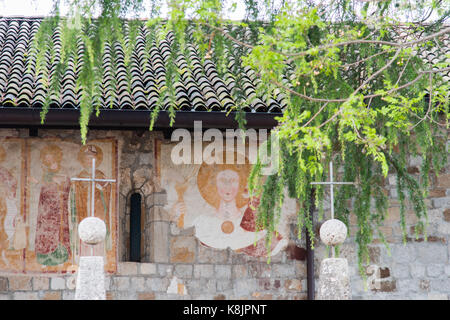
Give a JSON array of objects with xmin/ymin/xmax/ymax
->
[
  {"xmin": 0, "ymin": 17, "xmax": 279, "ymax": 113},
  {"xmin": 0, "ymin": 17, "xmax": 448, "ymax": 113}
]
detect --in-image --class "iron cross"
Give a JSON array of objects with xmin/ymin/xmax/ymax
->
[
  {"xmin": 310, "ymin": 161, "xmax": 355, "ymax": 220},
  {"xmin": 71, "ymin": 158, "xmax": 116, "ymax": 218},
  {"xmin": 71, "ymin": 158, "xmax": 116, "ymax": 255}
]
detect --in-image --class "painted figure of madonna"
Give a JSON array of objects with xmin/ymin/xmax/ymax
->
[{"xmin": 186, "ymin": 151, "xmax": 286, "ymax": 257}]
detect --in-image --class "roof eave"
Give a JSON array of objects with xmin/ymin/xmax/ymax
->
[{"xmin": 0, "ymin": 108, "xmax": 279, "ymax": 130}]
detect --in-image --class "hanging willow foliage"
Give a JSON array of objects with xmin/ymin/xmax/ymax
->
[{"xmin": 30, "ymin": 0, "xmax": 449, "ymax": 277}]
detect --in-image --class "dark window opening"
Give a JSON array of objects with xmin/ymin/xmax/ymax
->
[{"xmin": 130, "ymin": 193, "xmax": 142, "ymax": 262}]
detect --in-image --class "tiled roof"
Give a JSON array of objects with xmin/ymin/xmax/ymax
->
[
  {"xmin": 0, "ymin": 17, "xmax": 285, "ymax": 113},
  {"xmin": 0, "ymin": 17, "xmax": 448, "ymax": 114},
  {"xmin": 389, "ymin": 26, "xmax": 449, "ymax": 83}
]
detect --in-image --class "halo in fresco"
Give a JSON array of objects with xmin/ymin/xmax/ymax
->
[
  {"xmin": 0, "ymin": 137, "xmax": 118, "ymax": 274},
  {"xmin": 160, "ymin": 141, "xmax": 296, "ymax": 258}
]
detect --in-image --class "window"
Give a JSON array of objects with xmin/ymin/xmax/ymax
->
[{"xmin": 129, "ymin": 193, "xmax": 142, "ymax": 262}]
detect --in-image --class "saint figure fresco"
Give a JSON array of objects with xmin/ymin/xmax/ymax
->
[
  {"xmin": 194, "ymin": 153, "xmax": 285, "ymax": 256},
  {"xmin": 70, "ymin": 144, "xmax": 113, "ymax": 259},
  {"xmin": 0, "ymin": 145, "xmax": 19, "ymax": 253},
  {"xmin": 166, "ymin": 149, "xmax": 287, "ymax": 258},
  {"xmin": 0, "ymin": 140, "xmax": 26, "ymax": 271},
  {"xmin": 0, "ymin": 142, "xmax": 27, "ymax": 272},
  {"xmin": 34, "ymin": 145, "xmax": 71, "ymax": 266},
  {"xmin": 0, "ymin": 138, "xmax": 117, "ymax": 273}
]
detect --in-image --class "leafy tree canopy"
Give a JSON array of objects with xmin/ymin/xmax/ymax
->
[{"xmin": 31, "ymin": 0, "xmax": 449, "ymax": 276}]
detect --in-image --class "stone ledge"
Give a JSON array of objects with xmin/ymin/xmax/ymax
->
[
  {"xmin": 12, "ymin": 292, "xmax": 38, "ymax": 300},
  {"xmin": 8, "ymin": 276, "xmax": 32, "ymax": 291},
  {"xmin": 42, "ymin": 291, "xmax": 62, "ymax": 300},
  {"xmin": 50, "ymin": 277, "xmax": 66, "ymax": 290},
  {"xmin": 32, "ymin": 277, "xmax": 49, "ymax": 291},
  {"xmin": 139, "ymin": 263, "xmax": 158, "ymax": 275},
  {"xmin": 117, "ymin": 262, "xmax": 139, "ymax": 275}
]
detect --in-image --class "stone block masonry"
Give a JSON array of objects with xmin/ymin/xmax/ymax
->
[
  {"xmin": 0, "ymin": 250, "xmax": 306, "ymax": 300},
  {"xmin": 331, "ymin": 149, "xmax": 450, "ymax": 300},
  {"xmin": 0, "ymin": 128, "xmax": 307, "ymax": 300},
  {"xmin": 106, "ymin": 245, "xmax": 306, "ymax": 300}
]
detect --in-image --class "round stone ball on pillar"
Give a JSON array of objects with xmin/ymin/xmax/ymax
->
[
  {"xmin": 317, "ymin": 218, "xmax": 351, "ymax": 300},
  {"xmin": 75, "ymin": 217, "xmax": 107, "ymax": 300},
  {"xmin": 78, "ymin": 217, "xmax": 107, "ymax": 245},
  {"xmin": 317, "ymin": 258, "xmax": 351, "ymax": 300},
  {"xmin": 319, "ymin": 218, "xmax": 347, "ymax": 246}
]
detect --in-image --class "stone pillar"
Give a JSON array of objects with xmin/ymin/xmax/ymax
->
[
  {"xmin": 74, "ymin": 217, "xmax": 107, "ymax": 300},
  {"xmin": 317, "ymin": 258, "xmax": 351, "ymax": 300},
  {"xmin": 147, "ymin": 201, "xmax": 170, "ymax": 263},
  {"xmin": 75, "ymin": 256, "xmax": 106, "ymax": 300},
  {"xmin": 317, "ymin": 219, "xmax": 351, "ymax": 300},
  {"xmin": 149, "ymin": 219, "xmax": 170, "ymax": 263}
]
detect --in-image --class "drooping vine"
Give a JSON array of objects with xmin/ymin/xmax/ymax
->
[{"xmin": 28, "ymin": 0, "xmax": 449, "ymax": 278}]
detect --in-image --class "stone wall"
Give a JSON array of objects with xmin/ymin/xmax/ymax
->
[
  {"xmin": 0, "ymin": 128, "xmax": 448, "ymax": 300},
  {"xmin": 313, "ymin": 133, "xmax": 450, "ymax": 300},
  {"xmin": 0, "ymin": 256, "xmax": 306, "ymax": 300},
  {"xmin": 0, "ymin": 128, "xmax": 307, "ymax": 300},
  {"xmin": 115, "ymin": 128, "xmax": 307, "ymax": 300}
]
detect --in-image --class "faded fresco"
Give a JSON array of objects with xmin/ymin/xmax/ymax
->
[
  {"xmin": 0, "ymin": 138, "xmax": 117, "ymax": 273},
  {"xmin": 160, "ymin": 141, "xmax": 296, "ymax": 258},
  {"xmin": 0, "ymin": 139, "xmax": 25, "ymax": 271},
  {"xmin": 69, "ymin": 143, "xmax": 116, "ymax": 272}
]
